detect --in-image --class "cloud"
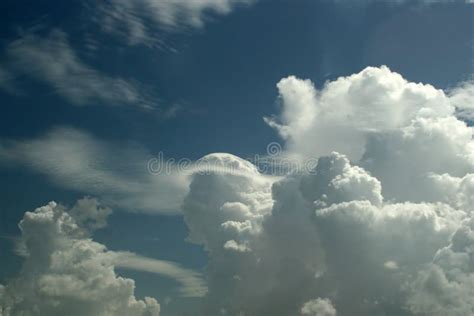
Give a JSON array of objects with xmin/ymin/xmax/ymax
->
[
  {"xmin": 96, "ymin": 0, "xmax": 256, "ymax": 45},
  {"xmin": 360, "ymin": 115, "xmax": 473, "ymax": 202},
  {"xmin": 407, "ymin": 218, "xmax": 474, "ymax": 316},
  {"xmin": 301, "ymin": 298, "xmax": 337, "ymax": 316},
  {"xmin": 266, "ymin": 66, "xmax": 474, "ymax": 202},
  {"xmin": 180, "ymin": 66, "xmax": 474, "ymax": 315},
  {"xmin": 0, "ymin": 29, "xmax": 155, "ymax": 108},
  {"xmin": 0, "ymin": 130, "xmax": 281, "ymax": 215},
  {"xmin": 448, "ymin": 80, "xmax": 474, "ymax": 120},
  {"xmin": 183, "ymin": 152, "xmax": 470, "ymax": 315},
  {"xmin": 424, "ymin": 173, "xmax": 474, "ymax": 212},
  {"xmin": 1, "ymin": 66, "xmax": 472, "ymax": 315},
  {"xmin": 0, "ymin": 198, "xmax": 208, "ymax": 315},
  {"xmin": 0, "ymin": 200, "xmax": 161, "ymax": 316},
  {"xmin": 265, "ymin": 66, "xmax": 456, "ymax": 161},
  {"xmin": 68, "ymin": 196, "xmax": 113, "ymax": 231},
  {"xmin": 113, "ymin": 252, "xmax": 207, "ymax": 298},
  {"xmin": 0, "ymin": 127, "xmax": 189, "ymax": 214}
]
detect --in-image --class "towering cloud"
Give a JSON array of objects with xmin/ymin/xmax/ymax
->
[
  {"xmin": 266, "ymin": 66, "xmax": 474, "ymax": 202},
  {"xmin": 0, "ymin": 66, "xmax": 471, "ymax": 315},
  {"xmin": 265, "ymin": 66, "xmax": 456, "ymax": 161},
  {"xmin": 182, "ymin": 66, "xmax": 474, "ymax": 315}
]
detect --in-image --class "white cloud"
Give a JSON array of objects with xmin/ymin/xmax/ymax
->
[
  {"xmin": 301, "ymin": 298, "xmax": 337, "ymax": 316},
  {"xmin": 0, "ymin": 200, "xmax": 161, "ymax": 316},
  {"xmin": 179, "ymin": 66, "xmax": 474, "ymax": 315},
  {"xmin": 183, "ymin": 152, "xmax": 470, "ymax": 315},
  {"xmin": 97, "ymin": 0, "xmax": 255, "ymax": 45},
  {"xmin": 407, "ymin": 218, "xmax": 474, "ymax": 316},
  {"xmin": 1, "ymin": 66, "xmax": 473, "ymax": 315},
  {"xmin": 266, "ymin": 66, "xmax": 474, "ymax": 202},
  {"xmin": 0, "ymin": 198, "xmax": 208, "ymax": 315},
  {"xmin": 383, "ymin": 260, "xmax": 399, "ymax": 271},
  {"xmin": 424, "ymin": 173, "xmax": 474, "ymax": 212},
  {"xmin": 69, "ymin": 196, "xmax": 113, "ymax": 231},
  {"xmin": 0, "ymin": 130, "xmax": 281, "ymax": 215},
  {"xmin": 1, "ymin": 29, "xmax": 154, "ymax": 108},
  {"xmin": 360, "ymin": 116, "xmax": 474, "ymax": 202},
  {"xmin": 0, "ymin": 127, "xmax": 189, "ymax": 214},
  {"xmin": 448, "ymin": 80, "xmax": 474, "ymax": 120},
  {"xmin": 113, "ymin": 252, "xmax": 208, "ymax": 298},
  {"xmin": 265, "ymin": 66, "xmax": 455, "ymax": 161},
  {"xmin": 223, "ymin": 240, "xmax": 251, "ymax": 252}
]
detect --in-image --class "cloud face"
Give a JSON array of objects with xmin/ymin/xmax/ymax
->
[
  {"xmin": 181, "ymin": 67, "xmax": 474, "ymax": 315},
  {"xmin": 97, "ymin": 0, "xmax": 255, "ymax": 45},
  {"xmin": 0, "ymin": 30, "xmax": 154, "ymax": 108},
  {"xmin": 0, "ymin": 200, "xmax": 161, "ymax": 316}
]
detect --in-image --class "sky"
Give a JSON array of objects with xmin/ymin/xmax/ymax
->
[{"xmin": 0, "ymin": 0, "xmax": 473, "ymax": 315}]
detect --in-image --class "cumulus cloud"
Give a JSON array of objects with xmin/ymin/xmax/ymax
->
[
  {"xmin": 265, "ymin": 66, "xmax": 456, "ymax": 161},
  {"xmin": 183, "ymin": 152, "xmax": 470, "ymax": 315},
  {"xmin": 407, "ymin": 218, "xmax": 474, "ymax": 316},
  {"xmin": 301, "ymin": 298, "xmax": 337, "ymax": 316},
  {"xmin": 1, "ymin": 66, "xmax": 472, "ymax": 315},
  {"xmin": 449, "ymin": 80, "xmax": 474, "ymax": 120},
  {"xmin": 266, "ymin": 66, "xmax": 474, "ymax": 202},
  {"xmin": 0, "ymin": 29, "xmax": 155, "ymax": 108},
  {"xmin": 96, "ymin": 0, "xmax": 255, "ymax": 45},
  {"xmin": 180, "ymin": 66, "xmax": 474, "ymax": 315},
  {"xmin": 0, "ymin": 200, "xmax": 161, "ymax": 316},
  {"xmin": 68, "ymin": 196, "xmax": 113, "ymax": 231},
  {"xmin": 0, "ymin": 198, "xmax": 208, "ymax": 315}
]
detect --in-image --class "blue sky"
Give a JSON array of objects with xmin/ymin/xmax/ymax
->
[{"xmin": 0, "ymin": 1, "xmax": 473, "ymax": 315}]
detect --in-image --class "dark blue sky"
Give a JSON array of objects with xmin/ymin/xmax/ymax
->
[{"xmin": 0, "ymin": 0, "xmax": 472, "ymax": 314}]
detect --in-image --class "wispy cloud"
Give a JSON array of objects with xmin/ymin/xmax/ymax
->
[
  {"xmin": 0, "ymin": 127, "xmax": 188, "ymax": 214},
  {"xmin": 96, "ymin": 0, "xmax": 255, "ymax": 45},
  {"xmin": 113, "ymin": 252, "xmax": 208, "ymax": 298},
  {"xmin": 0, "ymin": 29, "xmax": 156, "ymax": 108}
]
